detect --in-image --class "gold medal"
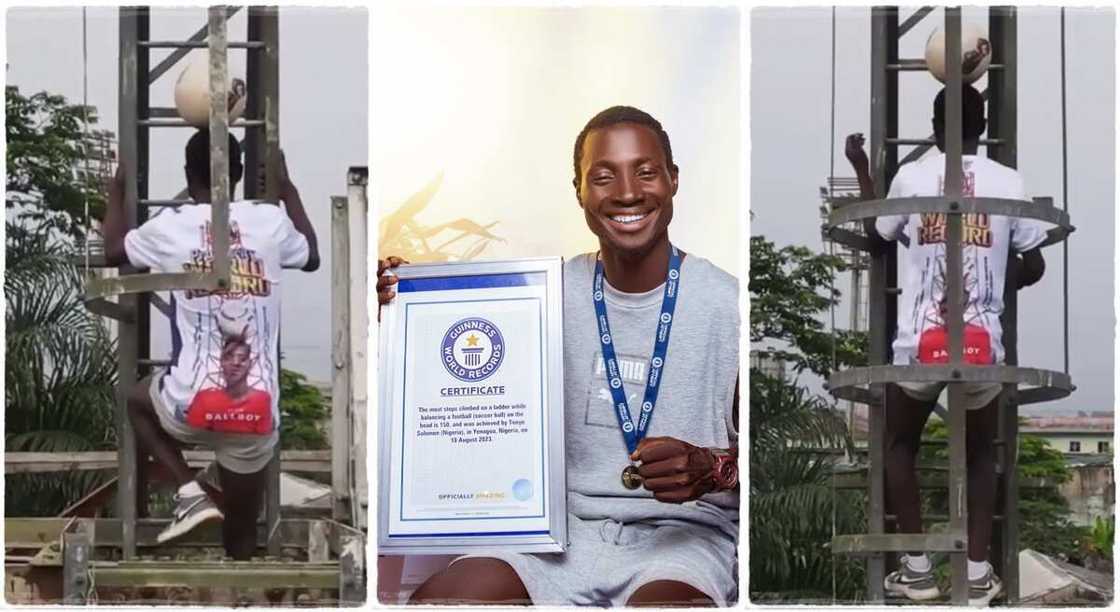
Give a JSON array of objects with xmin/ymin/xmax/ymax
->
[{"xmin": 621, "ymin": 465, "xmax": 642, "ymax": 490}]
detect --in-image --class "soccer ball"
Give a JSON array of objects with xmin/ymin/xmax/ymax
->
[
  {"xmin": 174, "ymin": 52, "xmax": 247, "ymax": 127},
  {"xmin": 924, "ymin": 24, "xmax": 992, "ymax": 84}
]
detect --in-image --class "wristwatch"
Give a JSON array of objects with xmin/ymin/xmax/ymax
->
[{"xmin": 708, "ymin": 448, "xmax": 738, "ymax": 491}]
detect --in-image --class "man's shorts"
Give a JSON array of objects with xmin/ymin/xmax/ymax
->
[
  {"xmin": 144, "ymin": 373, "xmax": 277, "ymax": 474},
  {"xmin": 454, "ymin": 514, "xmax": 737, "ymax": 606},
  {"xmin": 897, "ymin": 381, "xmax": 1002, "ymax": 411}
]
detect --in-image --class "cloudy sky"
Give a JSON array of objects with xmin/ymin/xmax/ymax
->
[
  {"xmin": 7, "ymin": 6, "xmax": 368, "ymax": 384},
  {"xmin": 752, "ymin": 6, "xmax": 1115, "ymax": 415}
]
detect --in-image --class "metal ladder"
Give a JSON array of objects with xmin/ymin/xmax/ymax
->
[
  {"xmin": 825, "ymin": 6, "xmax": 1075, "ymax": 605},
  {"xmin": 84, "ymin": 5, "xmax": 281, "ymax": 561}
]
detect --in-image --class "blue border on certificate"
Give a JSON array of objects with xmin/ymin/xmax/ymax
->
[
  {"xmin": 398, "ymin": 272, "xmax": 546, "ymax": 293},
  {"xmin": 393, "ymin": 293, "xmax": 548, "ymax": 537},
  {"xmin": 388, "ymin": 530, "xmax": 550, "ymax": 539}
]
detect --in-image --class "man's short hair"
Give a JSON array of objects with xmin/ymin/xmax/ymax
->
[
  {"xmin": 185, "ymin": 131, "xmax": 244, "ymax": 188},
  {"xmin": 933, "ymin": 84, "xmax": 986, "ymax": 140},
  {"xmin": 573, "ymin": 106, "xmax": 676, "ymax": 185}
]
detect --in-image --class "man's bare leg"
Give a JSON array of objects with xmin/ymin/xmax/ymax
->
[
  {"xmin": 408, "ymin": 558, "xmax": 531, "ymax": 605},
  {"xmin": 966, "ymin": 395, "xmax": 999, "ymax": 564},
  {"xmin": 626, "ymin": 581, "xmax": 715, "ymax": 607},
  {"xmin": 217, "ymin": 463, "xmax": 267, "ymax": 560},
  {"xmin": 127, "ymin": 378, "xmax": 193, "ymax": 486},
  {"xmin": 884, "ymin": 384, "xmax": 935, "ymax": 536}
]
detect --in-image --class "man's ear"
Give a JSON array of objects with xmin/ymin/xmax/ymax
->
[
  {"xmin": 573, "ymin": 178, "xmax": 583, "ymax": 208},
  {"xmin": 669, "ymin": 164, "xmax": 680, "ymax": 196}
]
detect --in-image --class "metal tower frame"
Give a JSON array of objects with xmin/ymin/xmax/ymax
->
[
  {"xmin": 826, "ymin": 6, "xmax": 1075, "ymax": 605},
  {"xmin": 85, "ymin": 5, "xmax": 281, "ymax": 561}
]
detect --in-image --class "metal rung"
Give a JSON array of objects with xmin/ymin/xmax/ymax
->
[
  {"xmin": 85, "ymin": 270, "xmax": 227, "ymax": 300},
  {"xmin": 83, "ymin": 298, "xmax": 136, "ymax": 323},
  {"xmin": 92, "ymin": 561, "xmax": 339, "ymax": 589},
  {"xmin": 834, "ymin": 471, "xmax": 1052, "ymax": 491},
  {"xmin": 138, "ymin": 118, "xmax": 264, "ymax": 128},
  {"xmin": 887, "ymin": 137, "xmax": 1005, "ymax": 146},
  {"xmin": 137, "ymin": 359, "xmax": 172, "ymax": 367},
  {"xmin": 140, "ymin": 199, "xmax": 193, "ymax": 207},
  {"xmin": 832, "ymin": 533, "xmax": 966, "ymax": 555},
  {"xmin": 140, "ymin": 40, "xmax": 265, "ymax": 49},
  {"xmin": 71, "ymin": 254, "xmax": 111, "ymax": 268},
  {"xmin": 889, "ymin": 59, "xmax": 1005, "ymax": 71},
  {"xmin": 922, "ymin": 434, "xmax": 1012, "ymax": 446},
  {"xmin": 886, "ymin": 514, "xmax": 1005, "ymax": 523}
]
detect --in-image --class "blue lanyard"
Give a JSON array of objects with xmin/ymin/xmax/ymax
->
[{"xmin": 593, "ymin": 245, "xmax": 682, "ymax": 455}]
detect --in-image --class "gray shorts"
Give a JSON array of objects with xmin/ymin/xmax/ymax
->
[
  {"xmin": 456, "ymin": 514, "xmax": 737, "ymax": 606},
  {"xmin": 897, "ymin": 381, "xmax": 1002, "ymax": 411},
  {"xmin": 145, "ymin": 373, "xmax": 277, "ymax": 474}
]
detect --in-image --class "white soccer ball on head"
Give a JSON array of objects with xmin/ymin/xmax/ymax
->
[
  {"xmin": 924, "ymin": 24, "xmax": 992, "ymax": 84},
  {"xmin": 173, "ymin": 52, "xmax": 247, "ymax": 127}
]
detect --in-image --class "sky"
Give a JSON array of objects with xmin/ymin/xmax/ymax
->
[
  {"xmin": 372, "ymin": 6, "xmax": 740, "ymax": 275},
  {"xmin": 752, "ymin": 6, "xmax": 1115, "ymax": 415},
  {"xmin": 6, "ymin": 6, "xmax": 368, "ymax": 384}
]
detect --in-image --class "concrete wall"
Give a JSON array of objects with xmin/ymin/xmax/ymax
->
[{"xmin": 1059, "ymin": 463, "xmax": 1115, "ymax": 527}]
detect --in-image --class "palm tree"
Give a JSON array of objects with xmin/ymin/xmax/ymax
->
[
  {"xmin": 748, "ymin": 371, "xmax": 866, "ymax": 603},
  {"xmin": 5, "ymin": 220, "xmax": 118, "ymax": 515}
]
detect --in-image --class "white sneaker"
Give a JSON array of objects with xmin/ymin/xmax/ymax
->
[
  {"xmin": 156, "ymin": 491, "xmax": 224, "ymax": 544},
  {"xmin": 968, "ymin": 566, "xmax": 1003, "ymax": 607},
  {"xmin": 884, "ymin": 555, "xmax": 941, "ymax": 601}
]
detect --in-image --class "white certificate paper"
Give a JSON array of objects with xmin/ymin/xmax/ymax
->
[{"xmin": 379, "ymin": 260, "xmax": 565, "ymax": 553}]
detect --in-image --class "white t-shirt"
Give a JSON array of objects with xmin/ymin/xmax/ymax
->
[
  {"xmin": 124, "ymin": 201, "xmax": 309, "ymax": 433},
  {"xmin": 875, "ymin": 154, "xmax": 1048, "ymax": 366}
]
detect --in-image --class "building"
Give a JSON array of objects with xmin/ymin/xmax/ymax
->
[{"xmin": 1021, "ymin": 412, "xmax": 1114, "ymax": 456}]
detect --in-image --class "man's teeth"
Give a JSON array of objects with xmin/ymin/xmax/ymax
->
[{"xmin": 611, "ymin": 213, "xmax": 648, "ymax": 224}]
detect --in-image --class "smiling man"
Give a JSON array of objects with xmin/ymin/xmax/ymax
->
[{"xmin": 384, "ymin": 106, "xmax": 740, "ymax": 606}]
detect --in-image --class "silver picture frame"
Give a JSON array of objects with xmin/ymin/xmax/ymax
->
[{"xmin": 377, "ymin": 257, "xmax": 567, "ymax": 554}]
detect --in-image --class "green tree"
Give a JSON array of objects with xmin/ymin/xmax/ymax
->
[
  {"xmin": 749, "ymin": 372, "xmax": 866, "ymax": 602},
  {"xmin": 6, "ymin": 86, "xmax": 106, "ymax": 238},
  {"xmin": 749, "ymin": 235, "xmax": 868, "ymax": 378},
  {"xmin": 5, "ymin": 86, "xmax": 117, "ymax": 515},
  {"xmin": 919, "ymin": 419, "xmax": 1084, "ymax": 558},
  {"xmin": 278, "ymin": 369, "xmax": 328, "ymax": 450},
  {"xmin": 748, "ymin": 234, "xmax": 868, "ymax": 602},
  {"xmin": 4, "ymin": 221, "xmax": 118, "ymax": 515}
]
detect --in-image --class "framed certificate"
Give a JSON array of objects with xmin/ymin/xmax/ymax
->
[{"xmin": 378, "ymin": 257, "xmax": 567, "ymax": 554}]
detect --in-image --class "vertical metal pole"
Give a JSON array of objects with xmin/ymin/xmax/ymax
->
[
  {"xmin": 248, "ymin": 6, "xmax": 283, "ymax": 554},
  {"xmin": 989, "ymin": 7, "xmax": 1020, "ymax": 601},
  {"xmin": 62, "ymin": 520, "xmax": 94, "ymax": 604},
  {"xmin": 116, "ymin": 6, "xmax": 141, "ymax": 561},
  {"xmin": 134, "ymin": 5, "xmax": 153, "ymax": 522},
  {"xmin": 244, "ymin": 9, "xmax": 265, "ymax": 200},
  {"xmin": 867, "ymin": 7, "xmax": 899, "ymax": 601},
  {"xmin": 987, "ymin": 7, "xmax": 1018, "ymax": 169},
  {"xmin": 943, "ymin": 7, "xmax": 970, "ymax": 605},
  {"xmin": 263, "ymin": 8, "xmax": 281, "ymax": 202},
  {"xmin": 207, "ymin": 8, "xmax": 231, "ymax": 283},
  {"xmin": 348, "ymin": 169, "xmax": 370, "ymax": 528},
  {"xmin": 331, "ymin": 196, "xmax": 352, "ymax": 521}
]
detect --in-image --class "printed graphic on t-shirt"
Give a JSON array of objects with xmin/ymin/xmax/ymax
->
[
  {"xmin": 586, "ymin": 351, "xmax": 648, "ymax": 429},
  {"xmin": 909, "ymin": 167, "xmax": 997, "ymax": 365},
  {"xmin": 180, "ymin": 220, "xmax": 274, "ymax": 434}
]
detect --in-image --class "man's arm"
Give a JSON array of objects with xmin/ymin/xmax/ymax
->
[
  {"xmin": 1018, "ymin": 247, "xmax": 1045, "ymax": 288},
  {"xmin": 630, "ymin": 373, "xmax": 740, "ymax": 504},
  {"xmin": 844, "ymin": 133, "xmax": 890, "ymax": 244},
  {"xmin": 101, "ymin": 164, "xmax": 129, "ymax": 267},
  {"xmin": 277, "ymin": 152, "xmax": 319, "ymax": 272}
]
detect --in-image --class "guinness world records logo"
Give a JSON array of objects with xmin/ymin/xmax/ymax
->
[{"xmin": 441, "ymin": 317, "xmax": 506, "ymax": 382}]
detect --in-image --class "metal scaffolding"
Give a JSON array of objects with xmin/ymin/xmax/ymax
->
[
  {"xmin": 826, "ymin": 6, "xmax": 1075, "ymax": 605},
  {"xmin": 0, "ymin": 5, "xmax": 367, "ymax": 605}
]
